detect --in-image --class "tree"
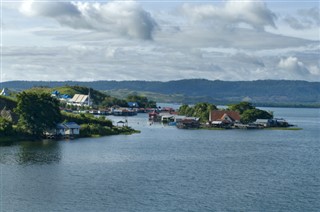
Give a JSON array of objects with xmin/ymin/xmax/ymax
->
[
  {"xmin": 102, "ymin": 96, "xmax": 127, "ymax": 107},
  {"xmin": 0, "ymin": 117, "xmax": 13, "ymax": 136},
  {"xmin": 178, "ymin": 103, "xmax": 217, "ymax": 122},
  {"xmin": 126, "ymin": 95, "xmax": 156, "ymax": 108},
  {"xmin": 241, "ymin": 108, "xmax": 273, "ymax": 124},
  {"xmin": 15, "ymin": 92, "xmax": 62, "ymax": 137},
  {"xmin": 228, "ymin": 102, "xmax": 255, "ymax": 114}
]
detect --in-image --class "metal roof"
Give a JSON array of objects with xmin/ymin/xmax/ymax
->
[{"xmin": 71, "ymin": 94, "xmax": 89, "ymax": 103}]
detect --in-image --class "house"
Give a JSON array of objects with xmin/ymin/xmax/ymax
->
[
  {"xmin": 174, "ymin": 115, "xmax": 187, "ymax": 122},
  {"xmin": 176, "ymin": 118, "xmax": 200, "ymax": 129},
  {"xmin": 128, "ymin": 102, "xmax": 139, "ymax": 108},
  {"xmin": 113, "ymin": 108, "xmax": 137, "ymax": 116},
  {"xmin": 161, "ymin": 107, "xmax": 175, "ymax": 113},
  {"xmin": 274, "ymin": 118, "xmax": 289, "ymax": 127},
  {"xmin": 68, "ymin": 94, "xmax": 92, "ymax": 107},
  {"xmin": 161, "ymin": 114, "xmax": 175, "ymax": 123},
  {"xmin": 46, "ymin": 123, "xmax": 66, "ymax": 136},
  {"xmin": 51, "ymin": 90, "xmax": 60, "ymax": 97},
  {"xmin": 149, "ymin": 110, "xmax": 160, "ymax": 121},
  {"xmin": 209, "ymin": 110, "xmax": 241, "ymax": 127},
  {"xmin": 64, "ymin": 122, "xmax": 81, "ymax": 135},
  {"xmin": 45, "ymin": 122, "xmax": 80, "ymax": 138},
  {"xmin": 255, "ymin": 119, "xmax": 274, "ymax": 127},
  {"xmin": 59, "ymin": 94, "xmax": 71, "ymax": 102}
]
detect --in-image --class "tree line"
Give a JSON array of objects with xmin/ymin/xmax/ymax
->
[
  {"xmin": 0, "ymin": 91, "xmax": 142, "ymax": 139},
  {"xmin": 178, "ymin": 102, "xmax": 273, "ymax": 124}
]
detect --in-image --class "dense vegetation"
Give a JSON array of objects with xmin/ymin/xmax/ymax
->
[
  {"xmin": 0, "ymin": 91, "xmax": 139, "ymax": 141},
  {"xmin": 228, "ymin": 102, "xmax": 273, "ymax": 124},
  {"xmin": 15, "ymin": 92, "xmax": 62, "ymax": 137},
  {"xmin": 126, "ymin": 94, "xmax": 156, "ymax": 108},
  {"xmin": 3, "ymin": 79, "xmax": 320, "ymax": 105},
  {"xmin": 0, "ymin": 95, "xmax": 17, "ymax": 111},
  {"xmin": 178, "ymin": 102, "xmax": 273, "ymax": 124},
  {"xmin": 178, "ymin": 103, "xmax": 218, "ymax": 122},
  {"xmin": 61, "ymin": 112, "xmax": 112, "ymax": 127}
]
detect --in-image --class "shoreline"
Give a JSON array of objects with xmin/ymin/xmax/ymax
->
[{"xmin": 0, "ymin": 127, "xmax": 140, "ymax": 144}]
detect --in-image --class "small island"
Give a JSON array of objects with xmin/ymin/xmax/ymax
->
[{"xmin": 149, "ymin": 102, "xmax": 299, "ymax": 130}]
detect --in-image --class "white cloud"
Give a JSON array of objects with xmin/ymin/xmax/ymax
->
[
  {"xmin": 1, "ymin": 1, "xmax": 318, "ymax": 82},
  {"xmin": 180, "ymin": 0, "xmax": 276, "ymax": 30},
  {"xmin": 278, "ymin": 57, "xmax": 313, "ymax": 79},
  {"xmin": 19, "ymin": 0, "xmax": 157, "ymax": 40}
]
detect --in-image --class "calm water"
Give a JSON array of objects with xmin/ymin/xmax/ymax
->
[{"xmin": 1, "ymin": 107, "xmax": 320, "ymax": 211}]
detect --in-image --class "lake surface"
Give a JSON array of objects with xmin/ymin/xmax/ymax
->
[{"xmin": 1, "ymin": 107, "xmax": 320, "ymax": 211}]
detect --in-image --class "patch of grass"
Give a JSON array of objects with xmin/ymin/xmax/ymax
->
[
  {"xmin": 265, "ymin": 127, "xmax": 302, "ymax": 130},
  {"xmin": 200, "ymin": 127, "xmax": 227, "ymax": 130}
]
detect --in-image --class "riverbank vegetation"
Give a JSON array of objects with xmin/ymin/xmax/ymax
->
[
  {"xmin": 178, "ymin": 103, "xmax": 217, "ymax": 122},
  {"xmin": 0, "ymin": 91, "xmax": 140, "ymax": 142},
  {"xmin": 228, "ymin": 102, "xmax": 273, "ymax": 124}
]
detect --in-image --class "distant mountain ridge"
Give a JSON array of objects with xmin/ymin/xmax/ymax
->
[{"xmin": 2, "ymin": 79, "xmax": 320, "ymax": 104}]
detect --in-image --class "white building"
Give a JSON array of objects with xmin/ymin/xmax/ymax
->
[
  {"xmin": 68, "ymin": 94, "xmax": 92, "ymax": 107},
  {"xmin": 45, "ymin": 122, "xmax": 81, "ymax": 137}
]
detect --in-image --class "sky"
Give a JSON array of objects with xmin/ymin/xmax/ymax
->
[{"xmin": 1, "ymin": 0, "xmax": 319, "ymax": 82}]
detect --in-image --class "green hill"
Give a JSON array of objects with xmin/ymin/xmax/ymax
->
[
  {"xmin": 25, "ymin": 85, "xmax": 108, "ymax": 105},
  {"xmin": 2, "ymin": 79, "xmax": 320, "ymax": 106}
]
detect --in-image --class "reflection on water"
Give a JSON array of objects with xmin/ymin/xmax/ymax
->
[
  {"xmin": 0, "ymin": 140, "xmax": 62, "ymax": 165},
  {"xmin": 1, "ymin": 107, "xmax": 319, "ymax": 212}
]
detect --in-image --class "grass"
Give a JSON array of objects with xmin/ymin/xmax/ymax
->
[
  {"xmin": 200, "ymin": 127, "xmax": 227, "ymax": 130},
  {"xmin": 264, "ymin": 127, "xmax": 302, "ymax": 130}
]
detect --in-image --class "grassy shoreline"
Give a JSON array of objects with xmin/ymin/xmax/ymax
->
[
  {"xmin": 264, "ymin": 127, "xmax": 302, "ymax": 130},
  {"xmin": 0, "ymin": 127, "xmax": 140, "ymax": 144}
]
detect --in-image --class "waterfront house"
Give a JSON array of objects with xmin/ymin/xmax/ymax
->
[
  {"xmin": 113, "ymin": 108, "xmax": 137, "ymax": 116},
  {"xmin": 274, "ymin": 118, "xmax": 289, "ymax": 127},
  {"xmin": 176, "ymin": 118, "xmax": 200, "ymax": 129},
  {"xmin": 45, "ymin": 122, "xmax": 80, "ymax": 138},
  {"xmin": 64, "ymin": 122, "xmax": 81, "ymax": 135},
  {"xmin": 209, "ymin": 110, "xmax": 241, "ymax": 127},
  {"xmin": 255, "ymin": 118, "xmax": 289, "ymax": 128},
  {"xmin": 45, "ymin": 123, "xmax": 67, "ymax": 138},
  {"xmin": 45, "ymin": 123, "xmax": 66, "ymax": 137},
  {"xmin": 128, "ymin": 102, "xmax": 139, "ymax": 108},
  {"xmin": 174, "ymin": 115, "xmax": 187, "ymax": 123},
  {"xmin": 161, "ymin": 114, "xmax": 175, "ymax": 123},
  {"xmin": 255, "ymin": 119, "xmax": 274, "ymax": 127},
  {"xmin": 149, "ymin": 110, "xmax": 160, "ymax": 121},
  {"xmin": 161, "ymin": 107, "xmax": 175, "ymax": 113}
]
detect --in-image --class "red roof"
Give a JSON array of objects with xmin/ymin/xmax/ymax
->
[{"xmin": 210, "ymin": 110, "xmax": 241, "ymax": 122}]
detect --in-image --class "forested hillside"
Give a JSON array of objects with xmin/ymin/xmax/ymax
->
[{"xmin": 2, "ymin": 79, "xmax": 320, "ymax": 104}]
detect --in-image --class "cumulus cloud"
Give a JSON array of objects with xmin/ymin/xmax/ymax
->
[
  {"xmin": 19, "ymin": 0, "xmax": 157, "ymax": 40},
  {"xmin": 180, "ymin": 0, "xmax": 276, "ymax": 30},
  {"xmin": 278, "ymin": 56, "xmax": 311, "ymax": 78},
  {"xmin": 3, "ymin": 0, "xmax": 318, "ymax": 82}
]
